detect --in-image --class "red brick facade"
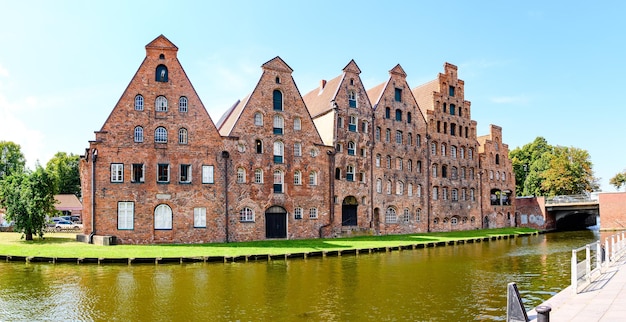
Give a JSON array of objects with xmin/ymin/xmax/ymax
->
[{"xmin": 80, "ymin": 36, "xmax": 517, "ymax": 244}]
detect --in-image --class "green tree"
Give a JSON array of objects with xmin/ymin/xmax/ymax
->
[
  {"xmin": 0, "ymin": 141, "xmax": 26, "ymax": 180},
  {"xmin": 609, "ymin": 171, "xmax": 626, "ymax": 191},
  {"xmin": 46, "ymin": 152, "xmax": 81, "ymax": 197},
  {"xmin": 509, "ymin": 137, "xmax": 599, "ymax": 197},
  {"xmin": 0, "ymin": 165, "xmax": 57, "ymax": 240}
]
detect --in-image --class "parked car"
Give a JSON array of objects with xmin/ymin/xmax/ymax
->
[
  {"xmin": 54, "ymin": 220, "xmax": 83, "ymax": 231},
  {"xmin": 70, "ymin": 215, "xmax": 81, "ymax": 223}
]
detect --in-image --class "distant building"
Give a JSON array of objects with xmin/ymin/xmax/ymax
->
[
  {"xmin": 54, "ymin": 194, "xmax": 83, "ymax": 218},
  {"xmin": 80, "ymin": 35, "xmax": 516, "ymax": 244}
]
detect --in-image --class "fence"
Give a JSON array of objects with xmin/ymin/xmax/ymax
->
[{"xmin": 571, "ymin": 231, "xmax": 626, "ymax": 294}]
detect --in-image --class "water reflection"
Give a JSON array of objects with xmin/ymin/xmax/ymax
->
[{"xmin": 0, "ymin": 231, "xmax": 600, "ymax": 321}]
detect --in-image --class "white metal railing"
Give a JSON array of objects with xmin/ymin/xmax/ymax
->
[{"xmin": 571, "ymin": 231, "xmax": 626, "ymax": 294}]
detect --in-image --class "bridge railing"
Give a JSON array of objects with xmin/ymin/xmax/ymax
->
[
  {"xmin": 571, "ymin": 231, "xmax": 626, "ymax": 294},
  {"xmin": 546, "ymin": 193, "xmax": 595, "ymax": 205}
]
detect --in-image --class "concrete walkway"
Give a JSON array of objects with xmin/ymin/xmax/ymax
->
[{"xmin": 528, "ymin": 252, "xmax": 626, "ymax": 321}]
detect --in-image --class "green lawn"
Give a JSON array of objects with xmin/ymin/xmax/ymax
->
[{"xmin": 0, "ymin": 228, "xmax": 538, "ymax": 259}]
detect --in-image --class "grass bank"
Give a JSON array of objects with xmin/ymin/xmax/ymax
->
[{"xmin": 0, "ymin": 228, "xmax": 538, "ymax": 260}]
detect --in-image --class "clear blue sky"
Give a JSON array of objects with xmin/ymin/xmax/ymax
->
[{"xmin": 1, "ymin": 0, "xmax": 624, "ymax": 192}]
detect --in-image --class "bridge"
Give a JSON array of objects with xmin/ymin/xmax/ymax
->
[{"xmin": 544, "ymin": 194, "xmax": 599, "ymax": 230}]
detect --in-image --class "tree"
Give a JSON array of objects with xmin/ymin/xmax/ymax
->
[
  {"xmin": 0, "ymin": 165, "xmax": 57, "ymax": 240},
  {"xmin": 0, "ymin": 141, "xmax": 26, "ymax": 180},
  {"xmin": 509, "ymin": 137, "xmax": 599, "ymax": 197},
  {"xmin": 609, "ymin": 171, "xmax": 626, "ymax": 191},
  {"xmin": 46, "ymin": 152, "xmax": 81, "ymax": 197}
]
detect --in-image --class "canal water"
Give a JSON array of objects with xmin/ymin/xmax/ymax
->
[{"xmin": 0, "ymin": 230, "xmax": 601, "ymax": 321}]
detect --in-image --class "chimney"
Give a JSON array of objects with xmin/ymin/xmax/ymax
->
[{"xmin": 320, "ymin": 80, "xmax": 327, "ymax": 90}]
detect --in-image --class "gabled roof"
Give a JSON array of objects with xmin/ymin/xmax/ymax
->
[
  {"xmin": 217, "ymin": 94, "xmax": 250, "ymax": 136},
  {"xmin": 412, "ymin": 79, "xmax": 440, "ymax": 115},
  {"xmin": 145, "ymin": 34, "xmax": 178, "ymax": 51},
  {"xmin": 302, "ymin": 74, "xmax": 343, "ymax": 118},
  {"xmin": 343, "ymin": 59, "xmax": 361, "ymax": 74},
  {"xmin": 262, "ymin": 56, "xmax": 293, "ymax": 73},
  {"xmin": 389, "ymin": 64, "xmax": 407, "ymax": 77},
  {"xmin": 54, "ymin": 194, "xmax": 82, "ymax": 211},
  {"xmin": 366, "ymin": 81, "xmax": 388, "ymax": 108}
]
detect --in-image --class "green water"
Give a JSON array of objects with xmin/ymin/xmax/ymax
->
[{"xmin": 0, "ymin": 230, "xmax": 600, "ymax": 321}]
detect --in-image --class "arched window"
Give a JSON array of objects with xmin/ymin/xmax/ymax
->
[
  {"xmin": 240, "ymin": 207, "xmax": 254, "ymax": 222},
  {"xmin": 408, "ymin": 183, "xmax": 413, "ymax": 196},
  {"xmin": 441, "ymin": 143, "xmax": 447, "ymax": 156},
  {"xmin": 155, "ymin": 127, "xmax": 167, "ymax": 143},
  {"xmin": 346, "ymin": 165, "xmax": 354, "ymax": 181},
  {"xmin": 408, "ymin": 159, "xmax": 413, "ymax": 172},
  {"xmin": 395, "ymin": 109, "xmax": 402, "ymax": 121},
  {"xmin": 375, "ymin": 154, "xmax": 381, "ymax": 167},
  {"xmin": 273, "ymin": 90, "xmax": 283, "ymax": 111},
  {"xmin": 134, "ymin": 95, "xmax": 144, "ymax": 111},
  {"xmin": 273, "ymin": 141, "xmax": 284, "ymax": 163},
  {"xmin": 154, "ymin": 204, "xmax": 172, "ymax": 229},
  {"xmin": 347, "ymin": 141, "xmax": 356, "ymax": 155},
  {"xmin": 442, "ymin": 165, "xmax": 448, "ymax": 178},
  {"xmin": 155, "ymin": 96, "xmax": 167, "ymax": 112},
  {"xmin": 385, "ymin": 107, "xmax": 391, "ymax": 119},
  {"xmin": 237, "ymin": 167, "xmax": 246, "ymax": 183},
  {"xmin": 134, "ymin": 126, "xmax": 144, "ymax": 143},
  {"xmin": 495, "ymin": 154, "xmax": 500, "ymax": 165},
  {"xmin": 254, "ymin": 169, "xmax": 263, "ymax": 183},
  {"xmin": 385, "ymin": 207, "xmax": 397, "ymax": 223},
  {"xmin": 407, "ymin": 133, "xmax": 412, "ymax": 146},
  {"xmin": 416, "ymin": 134, "xmax": 421, "ymax": 146},
  {"xmin": 178, "ymin": 128, "xmax": 188, "ymax": 144},
  {"xmin": 293, "ymin": 117, "xmax": 301, "ymax": 130},
  {"xmin": 376, "ymin": 178, "xmax": 382, "ymax": 193},
  {"xmin": 255, "ymin": 139, "xmax": 263, "ymax": 154},
  {"xmin": 273, "ymin": 115, "xmax": 284, "ymax": 134},
  {"xmin": 386, "ymin": 155, "xmax": 392, "ymax": 169},
  {"xmin": 155, "ymin": 65, "xmax": 168, "ymax": 82},
  {"xmin": 451, "ymin": 146, "xmax": 457, "ymax": 158},
  {"xmin": 450, "ymin": 104, "xmax": 455, "ymax": 115},
  {"xmin": 309, "ymin": 171, "xmax": 317, "ymax": 185},
  {"xmin": 254, "ymin": 112, "xmax": 263, "ymax": 126},
  {"xmin": 386, "ymin": 180, "xmax": 392, "ymax": 194},
  {"xmin": 179, "ymin": 97, "xmax": 188, "ymax": 112},
  {"xmin": 407, "ymin": 112, "xmax": 412, "ymax": 123},
  {"xmin": 403, "ymin": 208, "xmax": 411, "ymax": 223},
  {"xmin": 385, "ymin": 129, "xmax": 391, "ymax": 142},
  {"xmin": 431, "ymin": 142, "xmax": 437, "ymax": 155},
  {"xmin": 396, "ymin": 181, "xmax": 404, "ymax": 195},
  {"xmin": 294, "ymin": 170, "xmax": 302, "ymax": 185},
  {"xmin": 273, "ymin": 170, "xmax": 284, "ymax": 193},
  {"xmin": 417, "ymin": 184, "xmax": 422, "ymax": 197},
  {"xmin": 432, "ymin": 164, "xmax": 438, "ymax": 177},
  {"xmin": 335, "ymin": 167, "xmax": 341, "ymax": 180}
]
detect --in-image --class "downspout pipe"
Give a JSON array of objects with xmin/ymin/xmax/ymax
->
[
  {"xmin": 320, "ymin": 150, "xmax": 335, "ymax": 238},
  {"xmin": 89, "ymin": 148, "xmax": 98, "ymax": 244},
  {"xmin": 222, "ymin": 151, "xmax": 230, "ymax": 243}
]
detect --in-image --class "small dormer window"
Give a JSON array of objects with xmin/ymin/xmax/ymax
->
[
  {"xmin": 159, "ymin": 54, "xmax": 165, "ymax": 60},
  {"xmin": 350, "ymin": 78, "xmax": 354, "ymax": 85},
  {"xmin": 156, "ymin": 65, "xmax": 168, "ymax": 82},
  {"xmin": 275, "ymin": 76, "xmax": 280, "ymax": 84}
]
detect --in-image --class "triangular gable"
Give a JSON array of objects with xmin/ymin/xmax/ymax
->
[
  {"xmin": 342, "ymin": 59, "xmax": 362, "ymax": 74},
  {"xmin": 262, "ymin": 56, "xmax": 294, "ymax": 73},
  {"xmin": 389, "ymin": 64, "xmax": 407, "ymax": 77},
  {"xmin": 145, "ymin": 34, "xmax": 178, "ymax": 51}
]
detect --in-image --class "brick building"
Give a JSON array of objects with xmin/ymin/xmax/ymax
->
[{"xmin": 80, "ymin": 36, "xmax": 516, "ymax": 244}]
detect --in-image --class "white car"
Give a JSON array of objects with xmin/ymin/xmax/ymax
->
[{"xmin": 54, "ymin": 220, "xmax": 83, "ymax": 231}]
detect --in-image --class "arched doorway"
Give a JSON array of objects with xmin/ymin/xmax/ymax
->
[
  {"xmin": 342, "ymin": 196, "xmax": 358, "ymax": 226},
  {"xmin": 265, "ymin": 206, "xmax": 287, "ymax": 238}
]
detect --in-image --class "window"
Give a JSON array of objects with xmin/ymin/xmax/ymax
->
[
  {"xmin": 394, "ymin": 88, "xmax": 402, "ymax": 102},
  {"xmin": 118, "ymin": 202, "xmax": 134, "ymax": 230},
  {"xmin": 441, "ymin": 143, "xmax": 446, "ymax": 156},
  {"xmin": 132, "ymin": 164, "xmax": 144, "ymax": 183},
  {"xmin": 376, "ymin": 179, "xmax": 382, "ymax": 193},
  {"xmin": 408, "ymin": 183, "xmax": 413, "ymax": 196},
  {"xmin": 407, "ymin": 112, "xmax": 412, "ymax": 124},
  {"xmin": 155, "ymin": 127, "xmax": 167, "ymax": 143},
  {"xmin": 385, "ymin": 129, "xmax": 391, "ymax": 142},
  {"xmin": 254, "ymin": 112, "xmax": 263, "ymax": 126},
  {"xmin": 432, "ymin": 164, "xmax": 438, "ymax": 177},
  {"xmin": 294, "ymin": 142, "xmax": 302, "ymax": 157},
  {"xmin": 294, "ymin": 170, "xmax": 302, "ymax": 185},
  {"xmin": 134, "ymin": 126, "xmax": 144, "ymax": 143},
  {"xmin": 361, "ymin": 121, "xmax": 368, "ymax": 133},
  {"xmin": 416, "ymin": 134, "xmax": 421, "ymax": 146},
  {"xmin": 450, "ymin": 104, "xmax": 455, "ymax": 116},
  {"xmin": 451, "ymin": 167, "xmax": 458, "ymax": 180},
  {"xmin": 403, "ymin": 208, "xmax": 410, "ymax": 223},
  {"xmin": 375, "ymin": 127, "xmax": 381, "ymax": 141},
  {"xmin": 348, "ymin": 91, "xmax": 357, "ymax": 107},
  {"xmin": 348, "ymin": 116, "xmax": 357, "ymax": 132},
  {"xmin": 489, "ymin": 170, "xmax": 494, "ymax": 180},
  {"xmin": 495, "ymin": 154, "xmax": 500, "ymax": 165},
  {"xmin": 468, "ymin": 148, "xmax": 474, "ymax": 160},
  {"xmin": 157, "ymin": 164, "xmax": 170, "ymax": 183},
  {"xmin": 433, "ymin": 187, "xmax": 439, "ymax": 200},
  {"xmin": 309, "ymin": 171, "xmax": 318, "ymax": 185},
  {"xmin": 337, "ymin": 117, "xmax": 344, "ymax": 129},
  {"xmin": 386, "ymin": 207, "xmax": 397, "ymax": 223},
  {"xmin": 273, "ymin": 141, "xmax": 284, "ymax": 163},
  {"xmin": 179, "ymin": 97, "xmax": 188, "ymax": 112},
  {"xmin": 452, "ymin": 189, "xmax": 458, "ymax": 201},
  {"xmin": 134, "ymin": 95, "xmax": 144, "ymax": 111},
  {"xmin": 451, "ymin": 146, "xmax": 457, "ymax": 159},
  {"xmin": 451, "ymin": 217, "xmax": 458, "ymax": 225},
  {"xmin": 346, "ymin": 165, "xmax": 354, "ymax": 182},
  {"xmin": 375, "ymin": 154, "xmax": 381, "ymax": 167},
  {"xmin": 395, "ymin": 109, "xmax": 402, "ymax": 121},
  {"xmin": 417, "ymin": 185, "xmax": 422, "ymax": 197},
  {"xmin": 396, "ymin": 181, "xmax": 404, "ymax": 195},
  {"xmin": 237, "ymin": 167, "xmax": 246, "ymax": 183},
  {"xmin": 347, "ymin": 141, "xmax": 356, "ymax": 155},
  {"xmin": 470, "ymin": 168, "xmax": 475, "ymax": 180},
  {"xmin": 386, "ymin": 180, "xmax": 392, "ymax": 194},
  {"xmin": 293, "ymin": 117, "xmax": 301, "ymax": 131},
  {"xmin": 442, "ymin": 187, "xmax": 448, "ymax": 200},
  {"xmin": 385, "ymin": 107, "xmax": 391, "ymax": 119},
  {"xmin": 273, "ymin": 90, "xmax": 283, "ymax": 111},
  {"xmin": 194, "ymin": 207, "xmax": 206, "ymax": 228},
  {"xmin": 460, "ymin": 147, "xmax": 465, "ymax": 159},
  {"xmin": 240, "ymin": 207, "xmax": 254, "ymax": 222},
  {"xmin": 470, "ymin": 188, "xmax": 476, "ymax": 201},
  {"xmin": 431, "ymin": 142, "xmax": 437, "ymax": 155},
  {"xmin": 202, "ymin": 165, "xmax": 214, "ymax": 184},
  {"xmin": 275, "ymin": 76, "xmax": 280, "ymax": 84},
  {"xmin": 416, "ymin": 209, "xmax": 421, "ymax": 222},
  {"xmin": 335, "ymin": 168, "xmax": 341, "ymax": 180},
  {"xmin": 461, "ymin": 167, "xmax": 466, "ymax": 179},
  {"xmin": 442, "ymin": 165, "xmax": 448, "ymax": 178},
  {"xmin": 395, "ymin": 130, "xmax": 402, "ymax": 144},
  {"xmin": 294, "ymin": 207, "xmax": 303, "ymax": 219},
  {"xmin": 178, "ymin": 128, "xmax": 188, "ymax": 144},
  {"xmin": 386, "ymin": 155, "xmax": 392, "ymax": 169},
  {"xmin": 309, "ymin": 208, "xmax": 318, "ymax": 219},
  {"xmin": 155, "ymin": 96, "xmax": 167, "ymax": 112},
  {"xmin": 256, "ymin": 139, "xmax": 263, "ymax": 154},
  {"xmin": 461, "ymin": 188, "xmax": 467, "ymax": 201},
  {"xmin": 360, "ymin": 148, "xmax": 367, "ymax": 157},
  {"xmin": 408, "ymin": 159, "xmax": 413, "ymax": 172},
  {"xmin": 336, "ymin": 143, "xmax": 343, "ymax": 153},
  {"xmin": 156, "ymin": 65, "xmax": 168, "ymax": 82},
  {"xmin": 396, "ymin": 158, "xmax": 403, "ymax": 170},
  {"xmin": 273, "ymin": 115, "xmax": 284, "ymax": 135},
  {"xmin": 417, "ymin": 160, "xmax": 422, "ymax": 173},
  {"xmin": 154, "ymin": 204, "xmax": 172, "ymax": 230},
  {"xmin": 407, "ymin": 133, "xmax": 412, "ymax": 146},
  {"xmin": 359, "ymin": 172, "xmax": 366, "ymax": 183},
  {"xmin": 274, "ymin": 170, "xmax": 284, "ymax": 193},
  {"xmin": 111, "ymin": 163, "xmax": 123, "ymax": 182},
  {"xmin": 180, "ymin": 164, "xmax": 191, "ymax": 183},
  {"xmin": 449, "ymin": 85, "xmax": 455, "ymax": 97},
  {"xmin": 254, "ymin": 169, "xmax": 263, "ymax": 183}
]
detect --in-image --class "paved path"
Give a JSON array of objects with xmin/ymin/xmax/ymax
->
[{"xmin": 528, "ymin": 252, "xmax": 626, "ymax": 321}]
